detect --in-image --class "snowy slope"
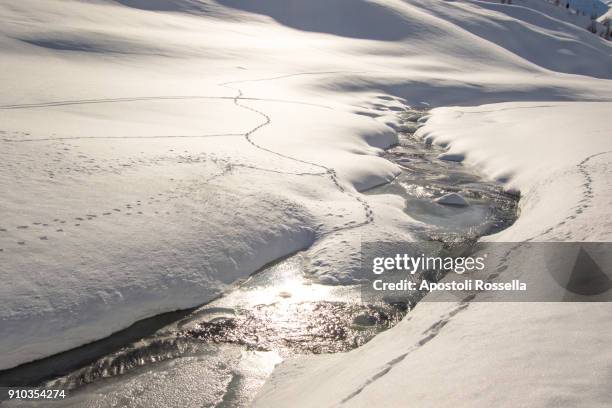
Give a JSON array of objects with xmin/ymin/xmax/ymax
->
[
  {"xmin": 1, "ymin": 0, "xmax": 612, "ymax": 371},
  {"xmin": 409, "ymin": 0, "xmax": 612, "ymax": 79}
]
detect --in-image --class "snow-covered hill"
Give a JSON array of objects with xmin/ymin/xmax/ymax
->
[
  {"xmin": 488, "ymin": 0, "xmax": 612, "ymax": 37},
  {"xmin": 1, "ymin": 4, "xmax": 611, "ymax": 403}
]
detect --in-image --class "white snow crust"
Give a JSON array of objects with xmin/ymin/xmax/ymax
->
[{"xmin": 1, "ymin": 0, "xmax": 611, "ymax": 385}]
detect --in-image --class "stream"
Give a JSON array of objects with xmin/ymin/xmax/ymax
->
[{"xmin": 1, "ymin": 110, "xmax": 518, "ymax": 407}]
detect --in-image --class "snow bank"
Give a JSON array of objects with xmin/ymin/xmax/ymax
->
[
  {"xmin": 254, "ymin": 102, "xmax": 612, "ymax": 407},
  {"xmin": 417, "ymin": 102, "xmax": 612, "ymax": 241},
  {"xmin": 0, "ymin": 0, "xmax": 406, "ymax": 369},
  {"xmin": 1, "ymin": 0, "xmax": 612, "ymax": 371}
]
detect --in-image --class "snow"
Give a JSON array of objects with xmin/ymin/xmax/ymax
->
[
  {"xmin": 419, "ymin": 101, "xmax": 612, "ymax": 241},
  {"xmin": 0, "ymin": 0, "xmax": 408, "ymax": 369},
  {"xmin": 597, "ymin": 7, "xmax": 612, "ymax": 23},
  {"xmin": 567, "ymin": 0, "xmax": 608, "ymax": 17},
  {"xmin": 249, "ymin": 3, "xmax": 612, "ymax": 408},
  {"xmin": 477, "ymin": 0, "xmax": 611, "ymax": 37},
  {"xmin": 437, "ymin": 153, "xmax": 466, "ymax": 162},
  {"xmin": 254, "ymin": 103, "xmax": 612, "ymax": 408},
  {"xmin": 256, "ymin": 302, "xmax": 612, "ymax": 407},
  {"xmin": 435, "ymin": 192, "xmax": 470, "ymax": 207},
  {"xmin": 0, "ymin": 0, "xmax": 611, "ymax": 386}
]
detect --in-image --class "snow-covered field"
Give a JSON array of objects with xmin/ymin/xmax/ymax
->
[{"xmin": 1, "ymin": 0, "xmax": 611, "ymax": 405}]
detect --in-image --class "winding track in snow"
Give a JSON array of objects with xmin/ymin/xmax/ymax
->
[
  {"xmin": 0, "ymin": 95, "xmax": 330, "ymax": 143},
  {"xmin": 0, "ymin": 95, "xmax": 332, "ymax": 110},
  {"xmin": 219, "ymin": 71, "xmax": 375, "ymax": 234},
  {"xmin": 0, "ymin": 71, "xmax": 384, "ymax": 380},
  {"xmin": 2, "ymin": 133, "xmax": 245, "ymax": 143},
  {"xmin": 340, "ymin": 150, "xmax": 612, "ymax": 404},
  {"xmin": 1, "ymin": 71, "xmax": 378, "ymax": 250}
]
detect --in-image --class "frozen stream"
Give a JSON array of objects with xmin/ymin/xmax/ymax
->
[{"xmin": 1, "ymin": 111, "xmax": 518, "ymax": 407}]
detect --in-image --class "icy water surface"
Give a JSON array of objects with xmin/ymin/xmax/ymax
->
[
  {"xmin": 1, "ymin": 257, "xmax": 407, "ymax": 408},
  {"xmin": 0, "ymin": 110, "xmax": 517, "ymax": 408},
  {"xmin": 370, "ymin": 112, "xmax": 517, "ymax": 244}
]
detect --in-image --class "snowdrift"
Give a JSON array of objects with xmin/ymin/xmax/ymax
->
[{"xmin": 1, "ymin": 0, "xmax": 611, "ymax": 373}]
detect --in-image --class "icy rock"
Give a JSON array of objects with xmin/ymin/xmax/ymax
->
[
  {"xmin": 438, "ymin": 152, "xmax": 465, "ymax": 162},
  {"xmin": 435, "ymin": 193, "xmax": 469, "ymax": 207}
]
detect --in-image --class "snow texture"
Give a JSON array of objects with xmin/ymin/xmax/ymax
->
[
  {"xmin": 1, "ymin": 0, "xmax": 611, "ymax": 385},
  {"xmin": 254, "ymin": 103, "xmax": 612, "ymax": 407}
]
